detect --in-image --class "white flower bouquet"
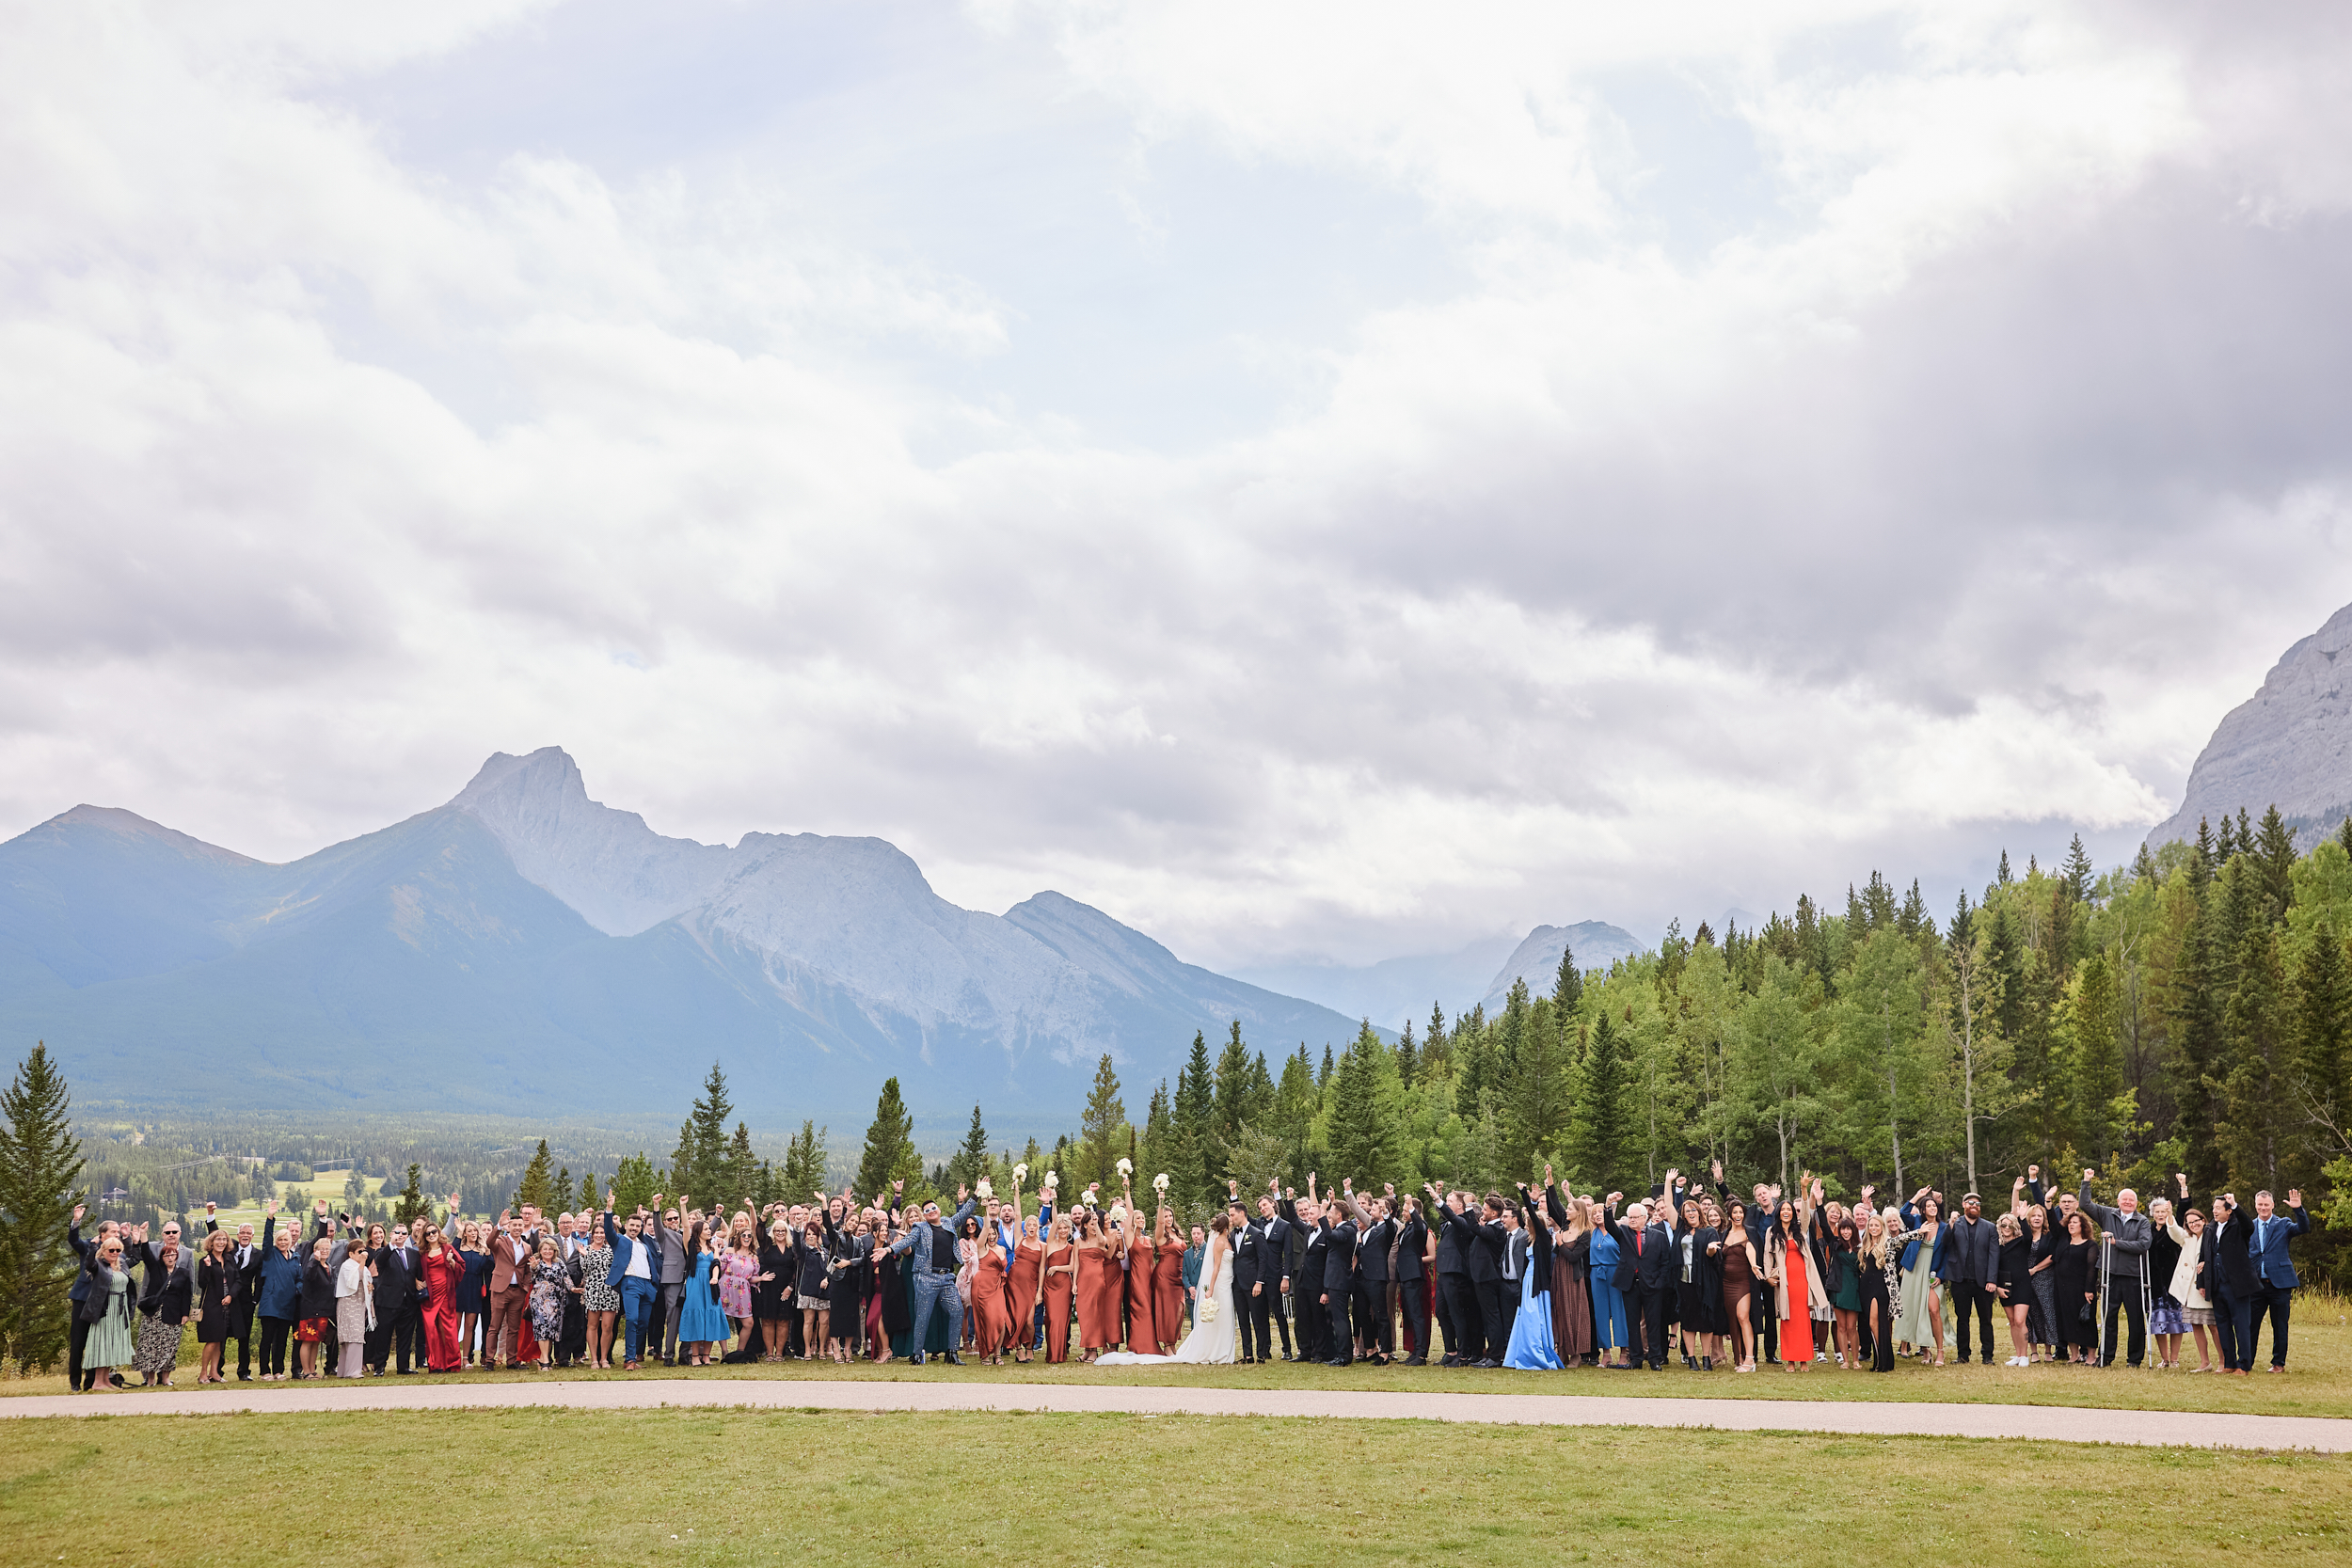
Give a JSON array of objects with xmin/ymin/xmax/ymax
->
[
  {"xmin": 1200, "ymin": 1291, "xmax": 1219, "ymax": 1322},
  {"xmin": 1116, "ymin": 1157, "xmax": 1133, "ymax": 1177},
  {"xmin": 1013, "ymin": 1163, "xmax": 1028, "ymax": 1182},
  {"xmin": 975, "ymin": 1179, "xmax": 993, "ymax": 1200},
  {"xmin": 1152, "ymin": 1173, "xmax": 1169, "ymax": 1193}
]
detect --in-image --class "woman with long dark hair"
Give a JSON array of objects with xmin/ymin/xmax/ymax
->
[
  {"xmin": 1719, "ymin": 1199, "xmax": 1758, "ymax": 1371},
  {"xmin": 453, "ymin": 1217, "xmax": 489, "ymax": 1367},
  {"xmin": 675, "ymin": 1221, "xmax": 728, "ymax": 1366},
  {"xmin": 1824, "ymin": 1216, "xmax": 1863, "ymax": 1371},
  {"xmin": 1892, "ymin": 1194, "xmax": 1946, "ymax": 1363},
  {"xmin": 1766, "ymin": 1191, "xmax": 1815, "ymax": 1371},
  {"xmin": 1671, "ymin": 1196, "xmax": 1723, "ymax": 1371},
  {"xmin": 418, "ymin": 1221, "xmax": 467, "ymax": 1373},
  {"xmin": 2053, "ymin": 1210, "xmax": 2101, "ymax": 1364},
  {"xmin": 1545, "ymin": 1175, "xmax": 1595, "ymax": 1366}
]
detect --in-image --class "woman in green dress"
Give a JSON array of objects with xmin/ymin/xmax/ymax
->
[{"xmin": 78, "ymin": 1234, "xmax": 136, "ymax": 1393}]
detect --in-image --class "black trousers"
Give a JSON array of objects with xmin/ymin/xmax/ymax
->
[
  {"xmin": 1325, "ymin": 1290, "xmax": 1354, "ymax": 1363},
  {"xmin": 1952, "ymin": 1280, "xmax": 1997, "ymax": 1362},
  {"xmin": 228, "ymin": 1307, "xmax": 255, "ymax": 1378},
  {"xmin": 259, "ymin": 1315, "xmax": 294, "ymax": 1376},
  {"xmin": 1497, "ymin": 1276, "xmax": 1519, "ymax": 1350},
  {"xmin": 68, "ymin": 1312, "xmax": 89, "ymax": 1390},
  {"xmin": 1635, "ymin": 1284, "xmax": 1670, "ymax": 1366},
  {"xmin": 1293, "ymin": 1284, "xmax": 1322, "ymax": 1362},
  {"xmin": 371, "ymin": 1303, "xmax": 421, "ymax": 1371},
  {"xmin": 1444, "ymin": 1275, "xmax": 1481, "ymax": 1362},
  {"xmin": 1436, "ymin": 1273, "xmax": 1462, "ymax": 1358},
  {"xmin": 1355, "ymin": 1278, "xmax": 1391, "ymax": 1355},
  {"xmin": 2217, "ymin": 1288, "xmax": 2250, "ymax": 1370},
  {"xmin": 2250, "ymin": 1284, "xmax": 2293, "ymax": 1368},
  {"xmin": 1752, "ymin": 1280, "xmax": 1779, "ymax": 1361},
  {"xmin": 1397, "ymin": 1276, "xmax": 1428, "ymax": 1358},
  {"xmin": 1239, "ymin": 1278, "xmax": 1271, "ymax": 1358},
  {"xmin": 1472, "ymin": 1277, "xmax": 1504, "ymax": 1362},
  {"xmin": 2101, "ymin": 1283, "xmax": 2147, "ymax": 1367}
]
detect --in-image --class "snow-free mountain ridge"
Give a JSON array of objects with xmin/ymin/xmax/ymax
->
[{"xmin": 2148, "ymin": 600, "xmax": 2352, "ymax": 849}]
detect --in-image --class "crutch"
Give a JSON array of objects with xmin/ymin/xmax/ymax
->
[
  {"xmin": 2097, "ymin": 1237, "xmax": 2111, "ymax": 1368},
  {"xmin": 2141, "ymin": 1252, "xmax": 2154, "ymax": 1373}
]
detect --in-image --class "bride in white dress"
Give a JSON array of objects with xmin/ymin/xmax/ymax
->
[{"xmin": 1096, "ymin": 1212, "xmax": 1236, "ymax": 1365}]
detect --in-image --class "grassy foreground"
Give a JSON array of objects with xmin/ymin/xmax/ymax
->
[
  {"xmin": 3, "ymin": 1410, "xmax": 2346, "ymax": 1565},
  {"xmin": 14, "ymin": 1305, "xmax": 2352, "ymax": 1417}
]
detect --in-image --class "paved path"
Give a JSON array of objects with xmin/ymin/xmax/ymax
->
[{"xmin": 6, "ymin": 1380, "xmax": 2346, "ymax": 1449}]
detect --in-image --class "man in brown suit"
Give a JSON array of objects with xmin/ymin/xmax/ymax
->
[{"xmin": 486, "ymin": 1212, "xmax": 536, "ymax": 1368}]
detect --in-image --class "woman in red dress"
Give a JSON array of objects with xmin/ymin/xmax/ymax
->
[
  {"xmin": 1152, "ymin": 1208, "xmax": 1187, "ymax": 1354},
  {"xmin": 1008, "ymin": 1215, "xmax": 1044, "ymax": 1364},
  {"xmin": 1041, "ymin": 1215, "xmax": 1075, "ymax": 1363},
  {"xmin": 418, "ymin": 1220, "xmax": 466, "ymax": 1372}
]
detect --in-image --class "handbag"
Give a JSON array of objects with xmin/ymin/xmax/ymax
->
[{"xmin": 2077, "ymin": 1295, "xmax": 2096, "ymax": 1325}]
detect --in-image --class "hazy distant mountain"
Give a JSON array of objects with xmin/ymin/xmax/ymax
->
[
  {"xmin": 2147, "ymin": 601, "xmax": 2352, "ymax": 849},
  {"xmin": 1232, "ymin": 935, "xmax": 1519, "ymax": 1035},
  {"xmin": 0, "ymin": 749, "xmax": 1361, "ymax": 1124},
  {"xmin": 1479, "ymin": 920, "xmax": 1644, "ymax": 1009}
]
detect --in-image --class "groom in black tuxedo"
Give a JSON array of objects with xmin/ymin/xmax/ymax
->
[
  {"xmin": 1226, "ymin": 1196, "xmax": 1266, "ymax": 1362},
  {"xmin": 1319, "ymin": 1200, "xmax": 1359, "ymax": 1367}
]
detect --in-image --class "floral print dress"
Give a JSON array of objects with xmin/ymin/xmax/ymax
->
[
  {"xmin": 719, "ymin": 1246, "xmax": 757, "ymax": 1319},
  {"xmin": 528, "ymin": 1256, "xmax": 571, "ymax": 1343},
  {"xmin": 580, "ymin": 1243, "xmax": 618, "ymax": 1313}
]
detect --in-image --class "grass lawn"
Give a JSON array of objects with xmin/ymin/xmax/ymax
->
[
  {"xmin": 9, "ymin": 1312, "xmax": 2352, "ymax": 1418},
  {"xmin": 2, "ymin": 1410, "xmax": 2345, "ymax": 1565}
]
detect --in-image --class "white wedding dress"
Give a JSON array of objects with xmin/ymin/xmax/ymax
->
[{"xmin": 1095, "ymin": 1236, "xmax": 1236, "ymax": 1365}]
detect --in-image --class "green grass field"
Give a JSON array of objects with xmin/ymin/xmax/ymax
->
[{"xmin": 1, "ymin": 1411, "xmax": 2344, "ymax": 1566}]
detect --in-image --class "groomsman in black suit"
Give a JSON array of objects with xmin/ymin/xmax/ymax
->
[
  {"xmin": 1429, "ymin": 1184, "xmax": 1467, "ymax": 1364},
  {"xmin": 1280, "ymin": 1183, "xmax": 1328, "ymax": 1365},
  {"xmin": 1610, "ymin": 1196, "xmax": 1675, "ymax": 1370},
  {"xmin": 1225, "ymin": 1192, "xmax": 1267, "ymax": 1363},
  {"xmin": 370, "ymin": 1222, "xmax": 425, "ymax": 1374},
  {"xmin": 1466, "ymin": 1195, "xmax": 1508, "ymax": 1367},
  {"xmin": 1344, "ymin": 1183, "xmax": 1394, "ymax": 1363},
  {"xmin": 1319, "ymin": 1196, "xmax": 1359, "ymax": 1366},
  {"xmin": 1393, "ymin": 1194, "xmax": 1429, "ymax": 1364}
]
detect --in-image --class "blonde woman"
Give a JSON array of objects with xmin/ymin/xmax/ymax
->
[
  {"xmin": 1864, "ymin": 1209, "xmax": 1899, "ymax": 1371},
  {"xmin": 194, "ymin": 1227, "xmax": 237, "ymax": 1384},
  {"xmin": 1992, "ymin": 1212, "xmax": 2034, "ymax": 1366}
]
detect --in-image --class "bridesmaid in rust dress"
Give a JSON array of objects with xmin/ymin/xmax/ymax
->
[
  {"xmin": 1543, "ymin": 1174, "xmax": 1595, "ymax": 1363},
  {"xmin": 1042, "ymin": 1215, "xmax": 1075, "ymax": 1363},
  {"xmin": 1008, "ymin": 1215, "xmax": 1044, "ymax": 1364},
  {"xmin": 1073, "ymin": 1209, "xmax": 1109, "ymax": 1362},
  {"xmin": 972, "ymin": 1227, "xmax": 1014, "ymax": 1364},
  {"xmin": 1151, "ymin": 1208, "xmax": 1187, "ymax": 1353},
  {"xmin": 1120, "ymin": 1179, "xmax": 1156, "ymax": 1355}
]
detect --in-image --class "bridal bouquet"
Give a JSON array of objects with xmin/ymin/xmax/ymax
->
[
  {"xmin": 1200, "ymin": 1291, "xmax": 1219, "ymax": 1322},
  {"xmin": 975, "ymin": 1179, "xmax": 993, "ymax": 1200},
  {"xmin": 1013, "ymin": 1163, "xmax": 1028, "ymax": 1182},
  {"xmin": 1152, "ymin": 1173, "xmax": 1169, "ymax": 1194},
  {"xmin": 1116, "ymin": 1157, "xmax": 1133, "ymax": 1177},
  {"xmin": 1041, "ymin": 1170, "xmax": 1057, "ymax": 1190}
]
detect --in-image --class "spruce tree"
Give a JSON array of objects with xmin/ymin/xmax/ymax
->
[
  {"xmin": 781, "ymin": 1119, "xmax": 829, "ymax": 1198},
  {"xmin": 2192, "ymin": 817, "xmax": 2216, "ymax": 891},
  {"xmin": 1424, "ymin": 1002, "xmax": 1451, "ymax": 1075},
  {"xmin": 1173, "ymin": 1031, "xmax": 1216, "ymax": 1200},
  {"xmin": 2218, "ymin": 927, "xmax": 2291, "ymax": 1192},
  {"xmin": 2170, "ymin": 896, "xmax": 2227, "ymax": 1191},
  {"xmin": 1395, "ymin": 1021, "xmax": 1419, "ymax": 1089},
  {"xmin": 1570, "ymin": 1013, "xmax": 1629, "ymax": 1191},
  {"xmin": 2337, "ymin": 815, "xmax": 2352, "ymax": 860},
  {"xmin": 1077, "ymin": 1054, "xmax": 1127, "ymax": 1192},
  {"xmin": 1325, "ymin": 1022, "xmax": 1392, "ymax": 1185},
  {"xmin": 1212, "ymin": 1022, "xmax": 1256, "ymax": 1155},
  {"xmin": 552, "ymin": 1166, "xmax": 573, "ymax": 1213},
  {"xmin": 2068, "ymin": 951, "xmax": 2125, "ymax": 1164},
  {"xmin": 0, "ymin": 1043, "xmax": 83, "ymax": 1373},
  {"xmin": 579, "ymin": 1172, "xmax": 601, "ymax": 1212},
  {"xmin": 1318, "ymin": 1042, "xmax": 1335, "ymax": 1087},
  {"xmin": 1503, "ymin": 981, "xmax": 1569, "ymax": 1178},
  {"xmin": 1138, "ymin": 1081, "xmax": 1174, "ymax": 1197},
  {"xmin": 2132, "ymin": 842, "xmax": 2158, "ymax": 883},
  {"xmin": 1997, "ymin": 848, "xmax": 2012, "ymax": 885},
  {"xmin": 2253, "ymin": 805, "xmax": 2298, "ymax": 925},
  {"xmin": 1270, "ymin": 1047, "xmax": 1319, "ymax": 1180},
  {"xmin": 724, "ymin": 1122, "xmax": 758, "ymax": 1212},
  {"xmin": 947, "ymin": 1104, "xmax": 991, "ymax": 1193},
  {"xmin": 671, "ymin": 1063, "xmax": 734, "ymax": 1204},
  {"xmin": 2294, "ymin": 912, "xmax": 2352, "ymax": 1160},
  {"xmin": 2061, "ymin": 833, "xmax": 2095, "ymax": 905},
  {"xmin": 514, "ymin": 1140, "xmax": 556, "ymax": 1212},
  {"xmin": 394, "ymin": 1163, "xmax": 430, "ymax": 1227},
  {"xmin": 856, "ymin": 1078, "xmax": 920, "ymax": 1199}
]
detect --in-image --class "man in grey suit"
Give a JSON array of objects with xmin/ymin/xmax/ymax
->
[{"xmin": 644, "ymin": 1195, "xmax": 690, "ymax": 1366}]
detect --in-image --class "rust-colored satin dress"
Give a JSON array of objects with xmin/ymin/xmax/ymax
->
[
  {"xmin": 1152, "ymin": 1237, "xmax": 1186, "ymax": 1349},
  {"xmin": 1125, "ymin": 1238, "xmax": 1157, "ymax": 1353},
  {"xmin": 1008, "ymin": 1238, "xmax": 1042, "ymax": 1357},
  {"xmin": 973, "ymin": 1244, "xmax": 1013, "ymax": 1355},
  {"xmin": 1042, "ymin": 1243, "xmax": 1074, "ymax": 1362},
  {"xmin": 1074, "ymin": 1241, "xmax": 1109, "ymax": 1352}
]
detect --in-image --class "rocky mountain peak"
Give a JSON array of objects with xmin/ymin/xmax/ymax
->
[{"xmin": 2147, "ymin": 601, "xmax": 2352, "ymax": 848}]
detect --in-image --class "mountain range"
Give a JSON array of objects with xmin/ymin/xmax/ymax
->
[
  {"xmin": 0, "ymin": 749, "xmax": 1372, "ymax": 1125},
  {"xmin": 2148, "ymin": 599, "xmax": 2352, "ymax": 849}
]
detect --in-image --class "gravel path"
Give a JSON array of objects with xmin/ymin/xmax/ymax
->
[{"xmin": 8, "ymin": 1379, "xmax": 2346, "ymax": 1449}]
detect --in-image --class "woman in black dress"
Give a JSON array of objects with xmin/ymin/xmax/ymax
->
[
  {"xmin": 1862, "ymin": 1209, "xmax": 1896, "ymax": 1371},
  {"xmin": 1672, "ymin": 1196, "xmax": 1722, "ymax": 1370},
  {"xmin": 2052, "ymin": 1210, "xmax": 2100, "ymax": 1363},
  {"xmin": 195, "ymin": 1228, "xmax": 236, "ymax": 1384},
  {"xmin": 1992, "ymin": 1212, "xmax": 2034, "ymax": 1366},
  {"xmin": 755, "ymin": 1220, "xmax": 793, "ymax": 1361}
]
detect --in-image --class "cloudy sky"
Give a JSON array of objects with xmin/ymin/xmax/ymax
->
[{"xmin": 5, "ymin": 0, "xmax": 2350, "ymax": 977}]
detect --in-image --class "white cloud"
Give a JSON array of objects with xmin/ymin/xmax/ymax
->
[{"xmin": 2, "ymin": 0, "xmax": 2349, "ymax": 974}]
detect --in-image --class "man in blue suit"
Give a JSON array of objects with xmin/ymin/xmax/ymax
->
[
  {"xmin": 890, "ymin": 1184, "xmax": 977, "ymax": 1365},
  {"xmin": 601, "ymin": 1202, "xmax": 661, "ymax": 1370},
  {"xmin": 2246, "ymin": 1188, "xmax": 2310, "ymax": 1373}
]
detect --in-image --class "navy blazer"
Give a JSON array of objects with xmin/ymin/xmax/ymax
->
[
  {"xmin": 602, "ymin": 1212, "xmax": 660, "ymax": 1289},
  {"xmin": 2249, "ymin": 1206, "xmax": 2310, "ymax": 1290}
]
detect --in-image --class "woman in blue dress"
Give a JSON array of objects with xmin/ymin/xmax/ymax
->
[
  {"xmin": 1502, "ymin": 1182, "xmax": 1562, "ymax": 1370},
  {"xmin": 675, "ymin": 1222, "xmax": 729, "ymax": 1366},
  {"xmin": 1588, "ymin": 1206, "xmax": 1630, "ymax": 1368}
]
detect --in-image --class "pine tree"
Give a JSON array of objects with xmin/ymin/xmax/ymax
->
[
  {"xmin": 1137, "ymin": 1080, "xmax": 1174, "ymax": 1198},
  {"xmin": 1570, "ymin": 1012, "xmax": 1629, "ymax": 1191},
  {"xmin": 1551, "ymin": 942, "xmax": 1582, "ymax": 1018},
  {"xmin": 1212, "ymin": 1022, "xmax": 1257, "ymax": 1155},
  {"xmin": 1078, "ymin": 1054, "xmax": 1127, "ymax": 1192},
  {"xmin": 723, "ymin": 1122, "xmax": 758, "ymax": 1213},
  {"xmin": 551, "ymin": 1166, "xmax": 573, "ymax": 1213},
  {"xmin": 1173, "ymin": 1031, "xmax": 1216, "ymax": 1200},
  {"xmin": 2067, "ymin": 951, "xmax": 2126, "ymax": 1164},
  {"xmin": 2061, "ymin": 833, "xmax": 2095, "ymax": 905},
  {"xmin": 2192, "ymin": 817, "xmax": 2216, "ymax": 891},
  {"xmin": 2253, "ymin": 805, "xmax": 2298, "ymax": 925},
  {"xmin": 2293, "ymin": 912, "xmax": 2351, "ymax": 1150},
  {"xmin": 514, "ymin": 1140, "xmax": 556, "ymax": 1212},
  {"xmin": 671, "ymin": 1063, "xmax": 735, "ymax": 1205},
  {"xmin": 1318, "ymin": 1043, "xmax": 1335, "ymax": 1087},
  {"xmin": 393, "ymin": 1163, "xmax": 430, "ymax": 1227},
  {"xmin": 2218, "ymin": 927, "xmax": 2292, "ymax": 1191},
  {"xmin": 610, "ymin": 1152, "xmax": 660, "ymax": 1216},
  {"xmin": 1997, "ymin": 848, "xmax": 2012, "ymax": 885},
  {"xmin": 947, "ymin": 1104, "xmax": 992, "ymax": 1193},
  {"xmin": 1502, "ymin": 979, "xmax": 1570, "ymax": 1178},
  {"xmin": 0, "ymin": 1044, "xmax": 83, "ymax": 1373},
  {"xmin": 1395, "ymin": 1021, "xmax": 1419, "ymax": 1089},
  {"xmin": 2170, "ymin": 895, "xmax": 2228, "ymax": 1191},
  {"xmin": 578, "ymin": 1172, "xmax": 601, "ymax": 1212},
  {"xmin": 856, "ymin": 1078, "xmax": 920, "ymax": 1199},
  {"xmin": 1325, "ymin": 1022, "xmax": 1395, "ymax": 1187},
  {"xmin": 2337, "ymin": 816, "xmax": 2352, "ymax": 860},
  {"xmin": 2133, "ymin": 842, "xmax": 2158, "ymax": 883},
  {"xmin": 781, "ymin": 1119, "xmax": 829, "ymax": 1199},
  {"xmin": 1423, "ymin": 1002, "xmax": 1451, "ymax": 1076},
  {"xmin": 1270, "ymin": 1046, "xmax": 1319, "ymax": 1180}
]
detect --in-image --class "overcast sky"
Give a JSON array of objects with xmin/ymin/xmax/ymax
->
[{"xmin": 5, "ymin": 1, "xmax": 2350, "ymax": 972}]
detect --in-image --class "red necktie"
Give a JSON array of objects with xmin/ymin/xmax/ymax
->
[{"xmin": 1635, "ymin": 1231, "xmax": 1643, "ymax": 1257}]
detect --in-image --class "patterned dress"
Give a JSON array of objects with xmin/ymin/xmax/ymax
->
[
  {"xmin": 580, "ymin": 1243, "xmax": 618, "ymax": 1313},
  {"xmin": 719, "ymin": 1247, "xmax": 756, "ymax": 1319},
  {"xmin": 528, "ymin": 1257, "xmax": 570, "ymax": 1344}
]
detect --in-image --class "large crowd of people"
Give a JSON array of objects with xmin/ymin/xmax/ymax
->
[{"xmin": 62, "ymin": 1159, "xmax": 2313, "ymax": 1388}]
